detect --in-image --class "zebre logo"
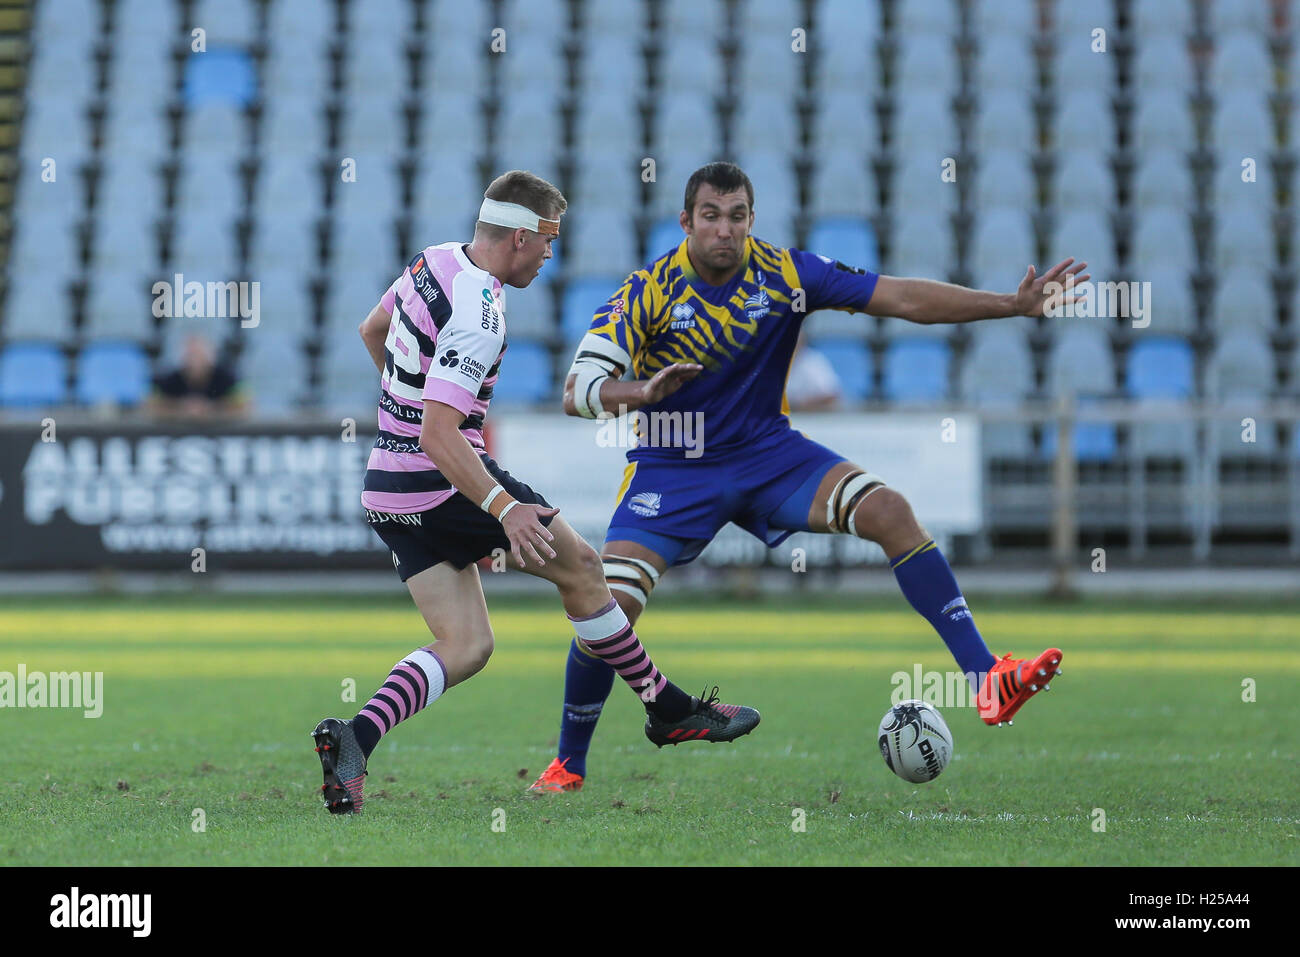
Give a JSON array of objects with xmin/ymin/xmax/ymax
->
[{"xmin": 628, "ymin": 491, "xmax": 662, "ymax": 517}]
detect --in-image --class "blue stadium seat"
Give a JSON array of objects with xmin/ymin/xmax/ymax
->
[
  {"xmin": 492, "ymin": 340, "xmax": 553, "ymax": 404},
  {"xmin": 881, "ymin": 339, "xmax": 949, "ymax": 403},
  {"xmin": 1041, "ymin": 399, "xmax": 1120, "ymax": 462},
  {"xmin": 0, "ymin": 342, "xmax": 67, "ymax": 407},
  {"xmin": 76, "ymin": 341, "xmax": 150, "ymax": 406},
  {"xmin": 561, "ymin": 278, "xmax": 622, "ymax": 346},
  {"xmin": 1128, "ymin": 336, "xmax": 1196, "ymax": 459},
  {"xmin": 645, "ymin": 219, "xmax": 684, "ymax": 264},
  {"xmin": 183, "ymin": 47, "xmax": 256, "ymax": 107},
  {"xmin": 811, "ymin": 338, "xmax": 872, "ymax": 400},
  {"xmin": 807, "ymin": 218, "xmax": 879, "ymax": 273},
  {"xmin": 1044, "ymin": 325, "xmax": 1119, "ymax": 461},
  {"xmin": 1128, "ymin": 337, "xmax": 1195, "ymax": 399}
]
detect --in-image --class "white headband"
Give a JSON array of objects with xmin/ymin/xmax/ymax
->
[{"xmin": 477, "ymin": 198, "xmax": 561, "ymax": 236}]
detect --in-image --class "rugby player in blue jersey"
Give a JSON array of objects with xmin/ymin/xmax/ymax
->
[{"xmin": 528, "ymin": 162, "xmax": 1086, "ymax": 792}]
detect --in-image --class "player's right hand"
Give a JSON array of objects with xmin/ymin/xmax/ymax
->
[
  {"xmin": 502, "ymin": 503, "xmax": 559, "ymax": 569},
  {"xmin": 641, "ymin": 363, "xmax": 703, "ymax": 405}
]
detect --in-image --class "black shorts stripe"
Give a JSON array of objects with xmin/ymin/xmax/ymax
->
[
  {"xmin": 367, "ymin": 456, "xmax": 554, "ymax": 579},
  {"xmin": 364, "ymin": 468, "xmax": 453, "ymax": 494}
]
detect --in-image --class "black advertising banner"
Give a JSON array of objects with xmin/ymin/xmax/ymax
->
[{"xmin": 0, "ymin": 422, "xmax": 390, "ymax": 571}]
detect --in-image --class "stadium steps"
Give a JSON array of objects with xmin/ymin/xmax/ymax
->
[{"xmin": 0, "ymin": 0, "xmax": 32, "ymax": 313}]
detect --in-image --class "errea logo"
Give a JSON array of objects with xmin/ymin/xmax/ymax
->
[{"xmin": 669, "ymin": 303, "xmax": 696, "ymax": 330}]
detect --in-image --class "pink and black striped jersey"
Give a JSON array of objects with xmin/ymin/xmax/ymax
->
[{"xmin": 361, "ymin": 241, "xmax": 507, "ymax": 514}]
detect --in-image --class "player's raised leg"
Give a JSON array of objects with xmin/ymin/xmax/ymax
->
[
  {"xmin": 312, "ymin": 560, "xmax": 492, "ymax": 814},
  {"xmin": 520, "ymin": 517, "xmax": 758, "ymax": 789},
  {"xmin": 807, "ymin": 461, "xmax": 1062, "ymax": 726},
  {"xmin": 529, "ymin": 538, "xmax": 664, "ymax": 791}
]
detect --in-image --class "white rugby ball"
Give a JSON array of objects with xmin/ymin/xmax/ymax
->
[{"xmin": 877, "ymin": 699, "xmax": 954, "ymax": 783}]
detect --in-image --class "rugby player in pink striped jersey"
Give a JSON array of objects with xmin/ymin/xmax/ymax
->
[{"xmin": 310, "ymin": 171, "xmax": 759, "ymax": 814}]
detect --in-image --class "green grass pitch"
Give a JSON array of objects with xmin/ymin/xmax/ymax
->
[{"xmin": 1, "ymin": 592, "xmax": 1296, "ymax": 866}]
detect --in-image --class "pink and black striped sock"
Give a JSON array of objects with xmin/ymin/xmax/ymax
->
[
  {"xmin": 569, "ymin": 600, "xmax": 691, "ymax": 721},
  {"xmin": 352, "ymin": 646, "xmax": 448, "ymax": 758}
]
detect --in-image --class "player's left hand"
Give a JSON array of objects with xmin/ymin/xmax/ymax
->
[{"xmin": 1013, "ymin": 258, "xmax": 1090, "ymax": 317}]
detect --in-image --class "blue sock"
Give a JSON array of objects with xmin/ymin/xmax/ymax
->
[
  {"xmin": 890, "ymin": 541, "xmax": 996, "ymax": 683},
  {"xmin": 557, "ymin": 638, "xmax": 616, "ymax": 778}
]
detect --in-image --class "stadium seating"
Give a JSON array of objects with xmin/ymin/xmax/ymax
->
[
  {"xmin": 812, "ymin": 337, "xmax": 872, "ymax": 401},
  {"xmin": 0, "ymin": 0, "xmax": 1287, "ymax": 515},
  {"xmin": 561, "ymin": 278, "xmax": 622, "ymax": 347},
  {"xmin": 75, "ymin": 342, "xmax": 151, "ymax": 407},
  {"xmin": 1206, "ymin": 331, "xmax": 1278, "ymax": 456},
  {"xmin": 958, "ymin": 324, "xmax": 1034, "ymax": 458},
  {"xmin": 491, "ymin": 341, "xmax": 555, "ymax": 405},
  {"xmin": 0, "ymin": 342, "xmax": 67, "ymax": 407},
  {"xmin": 807, "ymin": 218, "xmax": 879, "ymax": 273},
  {"xmin": 880, "ymin": 339, "xmax": 950, "ymax": 404},
  {"xmin": 1128, "ymin": 337, "xmax": 1198, "ymax": 459},
  {"xmin": 1044, "ymin": 325, "xmax": 1119, "ymax": 461}
]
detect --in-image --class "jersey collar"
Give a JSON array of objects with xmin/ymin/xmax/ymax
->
[{"xmin": 677, "ymin": 236, "xmax": 754, "ymax": 289}]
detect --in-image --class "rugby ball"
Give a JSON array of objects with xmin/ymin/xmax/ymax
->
[{"xmin": 877, "ymin": 699, "xmax": 953, "ymax": 783}]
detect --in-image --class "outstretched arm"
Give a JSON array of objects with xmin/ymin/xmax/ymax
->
[
  {"xmin": 562, "ymin": 362, "xmax": 702, "ymax": 417},
  {"xmin": 867, "ymin": 258, "xmax": 1090, "ymax": 324}
]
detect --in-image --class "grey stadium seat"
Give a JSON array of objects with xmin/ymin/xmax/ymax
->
[
  {"xmin": 1141, "ymin": 266, "xmax": 1196, "ymax": 336},
  {"xmin": 1210, "ymin": 89, "xmax": 1275, "ymax": 152},
  {"xmin": 970, "ymin": 209, "xmax": 1035, "ymax": 287},
  {"xmin": 975, "ymin": 32, "xmax": 1035, "ymax": 94},
  {"xmin": 1209, "ymin": 31, "xmax": 1273, "ymax": 93},
  {"xmin": 1133, "ymin": 149, "xmax": 1193, "ymax": 212},
  {"xmin": 1207, "ymin": 331, "xmax": 1278, "ymax": 455},
  {"xmin": 975, "ymin": 150, "xmax": 1036, "ymax": 211},
  {"xmin": 1052, "ymin": 149, "xmax": 1113, "ymax": 211},
  {"xmin": 809, "ymin": 90, "xmax": 878, "ymax": 155},
  {"xmin": 1133, "ymin": 88, "xmax": 1194, "ymax": 152},
  {"xmin": 1131, "ymin": 209, "xmax": 1196, "ymax": 273},
  {"xmin": 1048, "ymin": 210, "xmax": 1114, "ymax": 284},
  {"xmin": 971, "ymin": 90, "xmax": 1035, "ymax": 154},
  {"xmin": 894, "ymin": 88, "xmax": 956, "ymax": 155},
  {"xmin": 895, "ymin": 33, "xmax": 957, "ymax": 93},
  {"xmin": 1215, "ymin": 205, "xmax": 1274, "ymax": 273},
  {"xmin": 808, "ymin": 148, "xmax": 873, "ymax": 219},
  {"xmin": 959, "ymin": 323, "xmax": 1035, "ymax": 457},
  {"xmin": 1134, "ymin": 33, "xmax": 1193, "ymax": 93},
  {"xmin": 656, "ymin": 36, "xmax": 725, "ymax": 96},
  {"xmin": 1213, "ymin": 267, "xmax": 1277, "ymax": 335}
]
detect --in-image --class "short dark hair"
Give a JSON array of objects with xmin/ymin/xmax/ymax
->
[{"xmin": 683, "ymin": 162, "xmax": 754, "ymax": 218}]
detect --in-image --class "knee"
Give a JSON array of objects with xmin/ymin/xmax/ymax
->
[
  {"xmin": 461, "ymin": 627, "xmax": 495, "ymax": 677},
  {"xmin": 574, "ymin": 542, "xmax": 604, "ymax": 579},
  {"xmin": 852, "ymin": 487, "xmax": 918, "ymax": 542},
  {"xmin": 558, "ymin": 541, "xmax": 604, "ymax": 589}
]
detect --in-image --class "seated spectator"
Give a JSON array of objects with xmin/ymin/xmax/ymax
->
[
  {"xmin": 785, "ymin": 331, "xmax": 843, "ymax": 411},
  {"xmin": 147, "ymin": 334, "xmax": 248, "ymax": 419}
]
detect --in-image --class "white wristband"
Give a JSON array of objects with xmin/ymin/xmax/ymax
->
[
  {"xmin": 497, "ymin": 500, "xmax": 520, "ymax": 522},
  {"xmin": 571, "ymin": 363, "xmax": 609, "ymax": 419},
  {"xmin": 480, "ymin": 484, "xmax": 506, "ymax": 512}
]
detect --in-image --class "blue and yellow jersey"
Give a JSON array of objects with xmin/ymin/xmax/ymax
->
[{"xmin": 578, "ymin": 235, "xmax": 879, "ymax": 460}]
